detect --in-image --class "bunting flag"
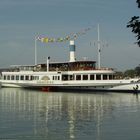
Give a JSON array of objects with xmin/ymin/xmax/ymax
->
[{"xmin": 37, "ymin": 26, "xmax": 93, "ymax": 44}]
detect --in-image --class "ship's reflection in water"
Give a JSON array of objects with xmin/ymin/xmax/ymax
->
[{"xmin": 0, "ymin": 88, "xmax": 140, "ymax": 140}]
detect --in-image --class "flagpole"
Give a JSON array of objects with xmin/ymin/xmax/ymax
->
[
  {"xmin": 35, "ymin": 36, "xmax": 37, "ymax": 65},
  {"xmin": 97, "ymin": 24, "xmax": 101, "ymax": 69}
]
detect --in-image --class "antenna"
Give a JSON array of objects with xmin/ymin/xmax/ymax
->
[
  {"xmin": 35, "ymin": 36, "xmax": 37, "ymax": 65},
  {"xmin": 97, "ymin": 24, "xmax": 101, "ymax": 69}
]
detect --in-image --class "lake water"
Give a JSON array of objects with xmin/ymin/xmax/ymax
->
[{"xmin": 0, "ymin": 88, "xmax": 140, "ymax": 140}]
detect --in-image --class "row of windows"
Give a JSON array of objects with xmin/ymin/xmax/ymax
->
[
  {"xmin": 52, "ymin": 76, "xmax": 60, "ymax": 80},
  {"xmin": 76, "ymin": 74, "xmax": 114, "ymax": 80},
  {"xmin": 2, "ymin": 74, "xmax": 114, "ymax": 81},
  {"xmin": 2, "ymin": 75, "xmax": 39, "ymax": 81},
  {"xmin": 62, "ymin": 74, "xmax": 114, "ymax": 81},
  {"xmin": 2, "ymin": 75, "xmax": 60, "ymax": 81}
]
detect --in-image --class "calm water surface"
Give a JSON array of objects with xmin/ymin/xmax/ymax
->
[{"xmin": 0, "ymin": 88, "xmax": 140, "ymax": 140}]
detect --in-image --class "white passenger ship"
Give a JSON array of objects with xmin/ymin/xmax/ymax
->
[{"xmin": 0, "ymin": 40, "xmax": 140, "ymax": 93}]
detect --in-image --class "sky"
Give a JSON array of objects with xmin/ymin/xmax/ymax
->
[{"xmin": 0, "ymin": 0, "xmax": 140, "ymax": 71}]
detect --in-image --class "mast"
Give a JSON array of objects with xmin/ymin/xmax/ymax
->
[
  {"xmin": 97, "ymin": 24, "xmax": 101, "ymax": 69},
  {"xmin": 35, "ymin": 36, "xmax": 37, "ymax": 65}
]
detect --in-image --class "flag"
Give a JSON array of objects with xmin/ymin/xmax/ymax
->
[
  {"xmin": 43, "ymin": 37, "xmax": 49, "ymax": 43},
  {"xmin": 36, "ymin": 25, "xmax": 94, "ymax": 44}
]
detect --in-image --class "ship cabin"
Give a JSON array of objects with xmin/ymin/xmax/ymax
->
[
  {"xmin": 36, "ymin": 60, "xmax": 96, "ymax": 71},
  {"xmin": 0, "ymin": 61, "xmax": 115, "ymax": 83}
]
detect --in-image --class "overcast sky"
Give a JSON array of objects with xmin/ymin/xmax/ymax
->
[{"xmin": 0, "ymin": 0, "xmax": 139, "ymax": 71}]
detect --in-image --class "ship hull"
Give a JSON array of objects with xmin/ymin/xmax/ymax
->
[{"xmin": 1, "ymin": 81, "xmax": 140, "ymax": 93}]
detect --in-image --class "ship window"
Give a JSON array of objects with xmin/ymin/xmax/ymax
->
[
  {"xmin": 69, "ymin": 75, "xmax": 74, "ymax": 80},
  {"xmin": 11, "ymin": 75, "xmax": 14, "ymax": 80},
  {"xmin": 25, "ymin": 76, "xmax": 29, "ymax": 80},
  {"xmin": 96, "ymin": 75, "xmax": 101, "ymax": 80},
  {"xmin": 20, "ymin": 75, "xmax": 24, "ymax": 80},
  {"xmin": 90, "ymin": 74, "xmax": 94, "ymax": 80},
  {"xmin": 4, "ymin": 75, "xmax": 6, "ymax": 80},
  {"xmin": 113, "ymin": 75, "xmax": 115, "ymax": 79},
  {"xmin": 109, "ymin": 75, "xmax": 113, "ymax": 80},
  {"xmin": 62, "ymin": 75, "xmax": 68, "ymax": 81},
  {"xmin": 76, "ymin": 75, "xmax": 81, "ymax": 80},
  {"xmin": 83, "ymin": 75, "xmax": 88, "ymax": 80},
  {"xmin": 103, "ymin": 75, "xmax": 107, "ymax": 80},
  {"xmin": 30, "ymin": 76, "xmax": 33, "ymax": 80},
  {"xmin": 56, "ymin": 76, "xmax": 58, "ymax": 80},
  {"xmin": 55, "ymin": 76, "xmax": 57, "ymax": 80},
  {"xmin": 34, "ymin": 76, "xmax": 39, "ymax": 80},
  {"xmin": 16, "ymin": 75, "xmax": 19, "ymax": 80},
  {"xmin": 7, "ymin": 75, "xmax": 10, "ymax": 80},
  {"xmin": 54, "ymin": 76, "xmax": 60, "ymax": 80}
]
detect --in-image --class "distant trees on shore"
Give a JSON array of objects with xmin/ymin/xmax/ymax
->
[{"xmin": 116, "ymin": 65, "xmax": 140, "ymax": 78}]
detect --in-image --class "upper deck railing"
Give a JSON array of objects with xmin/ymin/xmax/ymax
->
[{"xmin": 0, "ymin": 61, "xmax": 114, "ymax": 72}]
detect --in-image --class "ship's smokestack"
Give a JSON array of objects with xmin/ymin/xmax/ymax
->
[{"xmin": 69, "ymin": 40, "xmax": 76, "ymax": 62}]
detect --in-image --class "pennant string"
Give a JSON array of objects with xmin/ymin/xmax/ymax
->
[{"xmin": 37, "ymin": 26, "xmax": 94, "ymax": 44}]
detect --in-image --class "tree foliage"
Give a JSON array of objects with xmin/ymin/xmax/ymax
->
[
  {"xmin": 135, "ymin": 65, "xmax": 140, "ymax": 76},
  {"xmin": 123, "ymin": 65, "xmax": 140, "ymax": 78},
  {"xmin": 127, "ymin": 0, "xmax": 140, "ymax": 47},
  {"xmin": 137, "ymin": 0, "xmax": 140, "ymax": 8},
  {"xmin": 115, "ymin": 65, "xmax": 140, "ymax": 78},
  {"xmin": 124, "ymin": 69, "xmax": 136, "ymax": 78}
]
